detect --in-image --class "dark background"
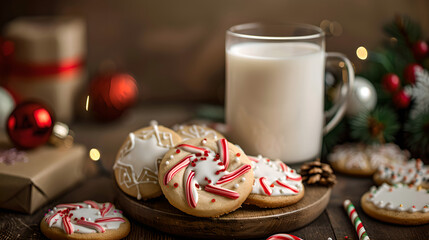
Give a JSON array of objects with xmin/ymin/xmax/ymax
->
[{"xmin": 1, "ymin": 0, "xmax": 428, "ymax": 104}]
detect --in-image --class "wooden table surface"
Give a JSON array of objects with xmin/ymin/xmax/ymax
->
[{"xmin": 1, "ymin": 104, "xmax": 428, "ymax": 240}]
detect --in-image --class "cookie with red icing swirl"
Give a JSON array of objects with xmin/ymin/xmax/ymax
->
[
  {"xmin": 40, "ymin": 201, "xmax": 130, "ymax": 240},
  {"xmin": 245, "ymin": 155, "xmax": 304, "ymax": 208},
  {"xmin": 158, "ymin": 138, "xmax": 254, "ymax": 217}
]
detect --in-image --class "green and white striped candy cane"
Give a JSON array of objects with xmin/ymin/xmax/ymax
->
[{"xmin": 343, "ymin": 199, "xmax": 370, "ymax": 240}]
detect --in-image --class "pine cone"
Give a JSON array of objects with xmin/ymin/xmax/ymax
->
[{"xmin": 300, "ymin": 159, "xmax": 336, "ymax": 186}]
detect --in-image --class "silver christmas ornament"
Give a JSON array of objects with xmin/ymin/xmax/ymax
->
[
  {"xmin": 0, "ymin": 87, "xmax": 15, "ymax": 135},
  {"xmin": 346, "ymin": 76, "xmax": 377, "ymax": 116}
]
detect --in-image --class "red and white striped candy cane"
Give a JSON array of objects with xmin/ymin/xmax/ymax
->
[
  {"xmin": 259, "ymin": 177, "xmax": 272, "ymax": 196},
  {"xmin": 276, "ymin": 180, "xmax": 299, "ymax": 193},
  {"xmin": 75, "ymin": 220, "xmax": 105, "ymax": 233},
  {"xmin": 266, "ymin": 233, "xmax": 303, "ymax": 240},
  {"xmin": 204, "ymin": 184, "xmax": 239, "ymax": 199},
  {"xmin": 286, "ymin": 175, "xmax": 302, "ymax": 181},
  {"xmin": 277, "ymin": 161, "xmax": 289, "ymax": 172},
  {"xmin": 216, "ymin": 164, "xmax": 251, "ymax": 185},
  {"xmin": 100, "ymin": 203, "xmax": 113, "ymax": 217},
  {"xmin": 248, "ymin": 156, "xmax": 260, "ymax": 163},
  {"xmin": 45, "ymin": 212, "xmax": 60, "ymax": 226},
  {"xmin": 217, "ymin": 139, "xmax": 229, "ymax": 169},
  {"xmin": 84, "ymin": 200, "xmax": 99, "ymax": 209},
  {"xmin": 177, "ymin": 144, "xmax": 207, "ymax": 154},
  {"xmin": 163, "ymin": 155, "xmax": 192, "ymax": 185},
  {"xmin": 95, "ymin": 217, "xmax": 126, "ymax": 223},
  {"xmin": 62, "ymin": 216, "xmax": 74, "ymax": 234},
  {"xmin": 56, "ymin": 203, "xmax": 84, "ymax": 209},
  {"xmin": 185, "ymin": 171, "xmax": 198, "ymax": 208}
]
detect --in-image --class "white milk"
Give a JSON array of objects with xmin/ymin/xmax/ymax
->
[{"xmin": 226, "ymin": 42, "xmax": 325, "ymax": 163}]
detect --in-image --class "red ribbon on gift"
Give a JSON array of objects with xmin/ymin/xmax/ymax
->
[
  {"xmin": 1, "ymin": 39, "xmax": 83, "ymax": 79},
  {"xmin": 8, "ymin": 58, "xmax": 84, "ymax": 78}
]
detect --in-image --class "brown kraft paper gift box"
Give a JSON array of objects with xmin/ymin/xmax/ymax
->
[{"xmin": 0, "ymin": 144, "xmax": 86, "ymax": 214}]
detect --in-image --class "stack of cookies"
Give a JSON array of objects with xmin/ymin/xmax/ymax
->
[{"xmin": 113, "ymin": 121, "xmax": 305, "ymax": 217}]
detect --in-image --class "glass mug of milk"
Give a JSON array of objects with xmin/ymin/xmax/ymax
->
[{"xmin": 226, "ymin": 23, "xmax": 353, "ymax": 163}]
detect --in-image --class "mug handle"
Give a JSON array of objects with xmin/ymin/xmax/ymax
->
[{"xmin": 323, "ymin": 52, "xmax": 354, "ymax": 135}]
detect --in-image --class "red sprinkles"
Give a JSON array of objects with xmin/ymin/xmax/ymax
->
[{"xmin": 174, "ymin": 183, "xmax": 179, "ymax": 188}]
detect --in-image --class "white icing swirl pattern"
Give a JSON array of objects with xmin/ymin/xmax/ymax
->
[{"xmin": 367, "ymin": 183, "xmax": 429, "ymax": 213}]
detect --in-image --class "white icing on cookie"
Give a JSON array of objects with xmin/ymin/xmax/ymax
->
[
  {"xmin": 250, "ymin": 155, "xmax": 303, "ymax": 196},
  {"xmin": 44, "ymin": 201, "xmax": 125, "ymax": 234},
  {"xmin": 328, "ymin": 144, "xmax": 367, "ymax": 169},
  {"xmin": 164, "ymin": 139, "xmax": 252, "ymax": 208},
  {"xmin": 113, "ymin": 121, "xmax": 176, "ymax": 200},
  {"xmin": 328, "ymin": 143, "xmax": 409, "ymax": 170},
  {"xmin": 184, "ymin": 151, "xmax": 224, "ymax": 187},
  {"xmin": 367, "ymin": 183, "xmax": 429, "ymax": 213},
  {"xmin": 366, "ymin": 143, "xmax": 409, "ymax": 168},
  {"xmin": 377, "ymin": 159, "xmax": 428, "ymax": 186},
  {"xmin": 176, "ymin": 124, "xmax": 220, "ymax": 141}
]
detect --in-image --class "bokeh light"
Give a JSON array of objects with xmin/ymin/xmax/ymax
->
[
  {"xmin": 89, "ymin": 148, "xmax": 101, "ymax": 161},
  {"xmin": 85, "ymin": 95, "xmax": 90, "ymax": 111},
  {"xmin": 356, "ymin": 46, "xmax": 368, "ymax": 60}
]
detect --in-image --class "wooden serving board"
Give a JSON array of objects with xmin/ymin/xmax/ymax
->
[{"xmin": 115, "ymin": 184, "xmax": 331, "ymax": 239}]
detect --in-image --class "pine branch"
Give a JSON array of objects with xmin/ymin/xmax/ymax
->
[
  {"xmin": 407, "ymin": 69, "xmax": 429, "ymax": 118},
  {"xmin": 405, "ymin": 112, "xmax": 429, "ymax": 156},
  {"xmin": 350, "ymin": 107, "xmax": 400, "ymax": 144}
]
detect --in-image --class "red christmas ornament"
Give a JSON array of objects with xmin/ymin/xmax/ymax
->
[
  {"xmin": 6, "ymin": 101, "xmax": 54, "ymax": 149},
  {"xmin": 89, "ymin": 72, "xmax": 138, "ymax": 121},
  {"xmin": 413, "ymin": 40, "xmax": 428, "ymax": 60},
  {"xmin": 393, "ymin": 90, "xmax": 411, "ymax": 109},
  {"xmin": 403, "ymin": 63, "xmax": 423, "ymax": 85},
  {"xmin": 382, "ymin": 73, "xmax": 401, "ymax": 93}
]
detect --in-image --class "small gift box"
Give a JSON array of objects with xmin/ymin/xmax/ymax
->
[
  {"xmin": 3, "ymin": 16, "xmax": 86, "ymax": 123},
  {"xmin": 0, "ymin": 144, "xmax": 86, "ymax": 214}
]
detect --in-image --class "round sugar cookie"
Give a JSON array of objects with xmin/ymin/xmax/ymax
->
[
  {"xmin": 361, "ymin": 184, "xmax": 429, "ymax": 225},
  {"xmin": 40, "ymin": 201, "xmax": 130, "ymax": 240},
  {"xmin": 158, "ymin": 138, "xmax": 254, "ymax": 217},
  {"xmin": 113, "ymin": 121, "xmax": 182, "ymax": 200},
  {"xmin": 175, "ymin": 124, "xmax": 225, "ymax": 141},
  {"xmin": 373, "ymin": 159, "xmax": 429, "ymax": 189},
  {"xmin": 244, "ymin": 155, "xmax": 304, "ymax": 208},
  {"xmin": 328, "ymin": 143, "xmax": 409, "ymax": 176}
]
